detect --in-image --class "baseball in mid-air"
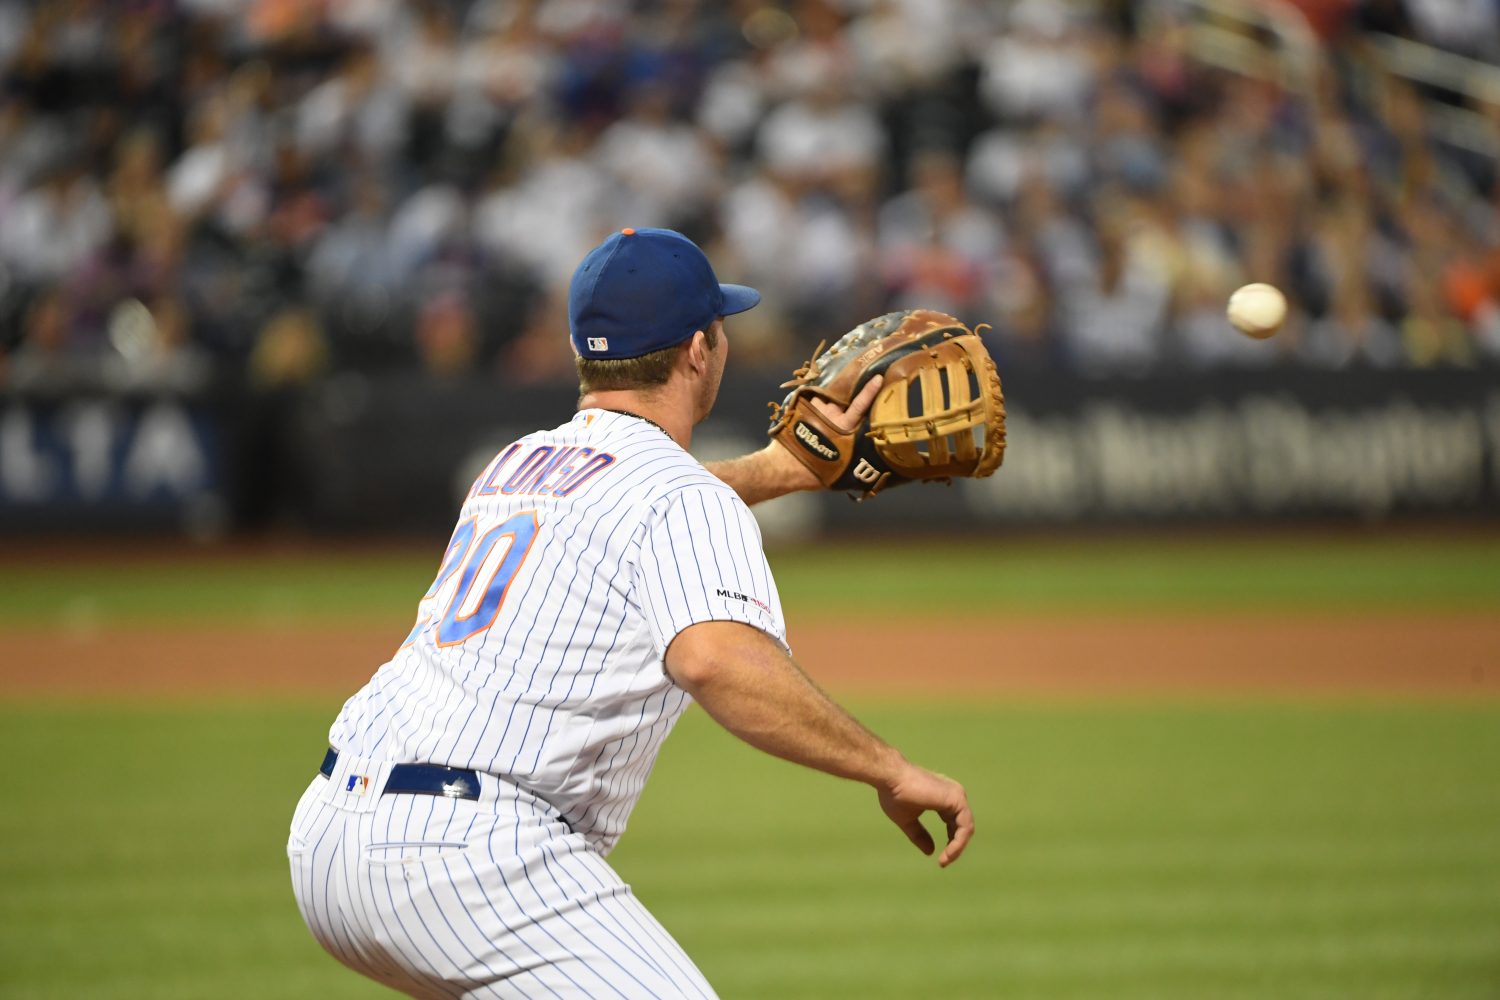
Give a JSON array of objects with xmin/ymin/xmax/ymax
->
[{"xmin": 1226, "ymin": 283, "xmax": 1287, "ymax": 339}]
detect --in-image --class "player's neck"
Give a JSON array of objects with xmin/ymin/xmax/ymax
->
[{"xmin": 579, "ymin": 389, "xmax": 693, "ymax": 450}]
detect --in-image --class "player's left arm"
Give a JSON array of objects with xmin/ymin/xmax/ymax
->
[
  {"xmin": 705, "ymin": 375, "xmax": 883, "ymax": 507},
  {"xmin": 665, "ymin": 620, "xmax": 975, "ymax": 868},
  {"xmin": 636, "ymin": 487, "xmax": 970, "ymax": 865}
]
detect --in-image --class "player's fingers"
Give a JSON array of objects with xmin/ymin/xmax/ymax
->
[
  {"xmin": 806, "ymin": 396, "xmax": 846, "ymax": 431},
  {"xmin": 809, "ymin": 375, "xmax": 884, "ymax": 433},
  {"xmin": 845, "ymin": 374, "xmax": 884, "ymax": 424},
  {"xmin": 938, "ymin": 804, "xmax": 975, "ymax": 868},
  {"xmin": 898, "ymin": 816, "xmax": 935, "ymax": 856}
]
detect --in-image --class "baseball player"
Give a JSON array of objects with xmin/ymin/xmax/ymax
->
[{"xmin": 288, "ymin": 227, "xmax": 974, "ymax": 999}]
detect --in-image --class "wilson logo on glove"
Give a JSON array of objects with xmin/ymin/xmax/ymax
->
[{"xmin": 793, "ymin": 422, "xmax": 839, "ymax": 461}]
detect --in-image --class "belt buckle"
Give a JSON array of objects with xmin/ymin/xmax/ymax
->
[{"xmin": 441, "ymin": 777, "xmax": 475, "ymax": 799}]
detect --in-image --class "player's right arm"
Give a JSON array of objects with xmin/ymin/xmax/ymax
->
[
  {"xmin": 705, "ymin": 376, "xmax": 884, "ymax": 507},
  {"xmin": 663, "ymin": 620, "xmax": 975, "ymax": 868}
]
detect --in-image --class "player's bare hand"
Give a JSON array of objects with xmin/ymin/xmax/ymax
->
[
  {"xmin": 765, "ymin": 375, "xmax": 885, "ymax": 491},
  {"xmin": 808, "ymin": 374, "xmax": 883, "ymax": 434},
  {"xmin": 877, "ymin": 761, "xmax": 974, "ymax": 868}
]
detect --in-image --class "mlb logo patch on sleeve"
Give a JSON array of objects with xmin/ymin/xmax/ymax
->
[{"xmin": 587, "ymin": 337, "xmax": 609, "ymax": 352}]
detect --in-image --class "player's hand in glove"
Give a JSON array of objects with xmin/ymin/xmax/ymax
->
[
  {"xmin": 769, "ymin": 309, "xmax": 1007, "ymax": 500},
  {"xmin": 712, "ymin": 375, "xmax": 885, "ymax": 505},
  {"xmin": 878, "ymin": 761, "xmax": 974, "ymax": 868},
  {"xmin": 768, "ymin": 375, "xmax": 885, "ymax": 492}
]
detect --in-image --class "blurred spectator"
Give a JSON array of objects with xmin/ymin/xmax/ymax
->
[
  {"xmin": 979, "ymin": 1, "xmax": 1096, "ymax": 123},
  {"xmin": 722, "ymin": 163, "xmax": 872, "ymax": 339},
  {"xmin": 878, "ymin": 149, "xmax": 1003, "ymax": 317},
  {"xmin": 849, "ymin": 0, "xmax": 968, "ymax": 96},
  {"xmin": 1298, "ymin": 277, "xmax": 1404, "ymax": 367},
  {"xmin": 413, "ymin": 292, "xmax": 478, "ymax": 376},
  {"xmin": 762, "ymin": 0, "xmax": 856, "ymax": 102},
  {"xmin": 756, "ymin": 72, "xmax": 886, "ymax": 200},
  {"xmin": 596, "ymin": 82, "xmax": 718, "ymax": 231},
  {"xmin": 472, "ymin": 120, "xmax": 610, "ymax": 289},
  {"xmin": 7, "ymin": 286, "xmax": 82, "ymax": 386},
  {"xmin": 697, "ymin": 44, "xmax": 771, "ymax": 153},
  {"xmin": 968, "ymin": 120, "xmax": 1090, "ymax": 205},
  {"xmin": 982, "ymin": 251, "xmax": 1062, "ymax": 372},
  {"xmin": 306, "ymin": 173, "xmax": 400, "ymax": 336},
  {"xmin": 385, "ymin": 1, "xmax": 463, "ymax": 171},
  {"xmin": 0, "ymin": 97, "xmax": 70, "ymax": 207},
  {"xmin": 297, "ymin": 46, "xmax": 408, "ymax": 165},
  {"xmin": 387, "ymin": 178, "xmax": 466, "ymax": 282},
  {"xmin": 166, "ymin": 95, "xmax": 239, "ymax": 222},
  {"xmin": 1055, "ymin": 202, "xmax": 1172, "ymax": 377},
  {"xmin": 249, "ymin": 306, "xmax": 328, "ymax": 388},
  {"xmin": 1403, "ymin": 262, "xmax": 1474, "ymax": 366},
  {"xmin": 0, "ymin": 163, "xmax": 110, "ymax": 284},
  {"xmin": 452, "ymin": 1, "xmax": 554, "ymax": 154}
]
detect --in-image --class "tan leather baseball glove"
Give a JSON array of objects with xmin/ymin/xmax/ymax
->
[{"xmin": 768, "ymin": 309, "xmax": 1007, "ymax": 500}]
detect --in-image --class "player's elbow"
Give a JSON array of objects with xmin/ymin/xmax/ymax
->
[
  {"xmin": 664, "ymin": 637, "xmax": 722, "ymax": 694},
  {"xmin": 663, "ymin": 620, "xmax": 769, "ymax": 694},
  {"xmin": 666, "ymin": 653, "xmax": 717, "ymax": 694}
]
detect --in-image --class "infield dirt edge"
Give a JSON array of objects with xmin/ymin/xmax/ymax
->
[{"xmin": 4, "ymin": 613, "xmax": 1495, "ymax": 699}]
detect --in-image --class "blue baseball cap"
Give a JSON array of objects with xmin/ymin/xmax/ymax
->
[{"xmin": 568, "ymin": 227, "xmax": 761, "ymax": 360}]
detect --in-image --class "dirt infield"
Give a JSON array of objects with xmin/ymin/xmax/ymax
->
[{"xmin": 4, "ymin": 613, "xmax": 1496, "ymax": 698}]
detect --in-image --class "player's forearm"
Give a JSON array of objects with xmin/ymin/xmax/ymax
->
[
  {"xmin": 667, "ymin": 623, "xmax": 906, "ymax": 789},
  {"xmin": 705, "ymin": 443, "xmax": 818, "ymax": 507}
]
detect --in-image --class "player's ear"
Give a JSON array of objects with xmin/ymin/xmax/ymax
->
[{"xmin": 683, "ymin": 330, "xmax": 710, "ymax": 375}]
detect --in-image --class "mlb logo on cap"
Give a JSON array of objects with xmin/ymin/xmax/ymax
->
[{"xmin": 568, "ymin": 227, "xmax": 760, "ymax": 360}]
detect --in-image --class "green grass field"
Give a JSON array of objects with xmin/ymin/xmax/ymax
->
[
  {"xmin": 2, "ymin": 534, "xmax": 1498, "ymax": 999},
  {"xmin": 1, "ymin": 701, "xmax": 1497, "ymax": 999}
]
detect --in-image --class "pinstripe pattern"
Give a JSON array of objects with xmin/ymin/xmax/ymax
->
[
  {"xmin": 293, "ymin": 410, "xmax": 784, "ymax": 997},
  {"xmin": 329, "ymin": 410, "xmax": 784, "ymax": 851},
  {"xmin": 289, "ymin": 772, "xmax": 716, "ymax": 998}
]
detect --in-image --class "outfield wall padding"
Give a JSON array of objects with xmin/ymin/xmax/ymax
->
[{"xmin": 2, "ymin": 367, "xmax": 1497, "ymax": 535}]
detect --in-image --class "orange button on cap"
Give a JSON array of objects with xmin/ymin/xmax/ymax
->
[{"xmin": 621, "ymin": 228, "xmax": 636, "ymax": 236}]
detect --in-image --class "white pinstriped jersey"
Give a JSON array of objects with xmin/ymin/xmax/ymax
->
[{"xmin": 328, "ymin": 408, "xmax": 786, "ymax": 854}]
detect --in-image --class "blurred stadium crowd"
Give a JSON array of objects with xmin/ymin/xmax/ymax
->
[{"xmin": 1, "ymin": 0, "xmax": 1499, "ymax": 392}]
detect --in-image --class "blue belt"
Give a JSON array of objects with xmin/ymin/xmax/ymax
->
[{"xmin": 319, "ymin": 748, "xmax": 480, "ymax": 801}]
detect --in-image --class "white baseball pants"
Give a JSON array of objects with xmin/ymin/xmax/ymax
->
[{"xmin": 287, "ymin": 753, "xmax": 718, "ymax": 999}]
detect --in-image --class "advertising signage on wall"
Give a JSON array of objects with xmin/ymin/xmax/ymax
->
[
  {"xmin": 2, "ymin": 368, "xmax": 1496, "ymax": 535},
  {"xmin": 0, "ymin": 394, "xmax": 226, "ymax": 532},
  {"xmin": 963, "ymin": 381, "xmax": 1499, "ymax": 522},
  {"xmin": 304, "ymin": 367, "xmax": 1500, "ymax": 534}
]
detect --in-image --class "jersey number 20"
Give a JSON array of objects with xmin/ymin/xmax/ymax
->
[{"xmin": 403, "ymin": 511, "xmax": 540, "ymax": 648}]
